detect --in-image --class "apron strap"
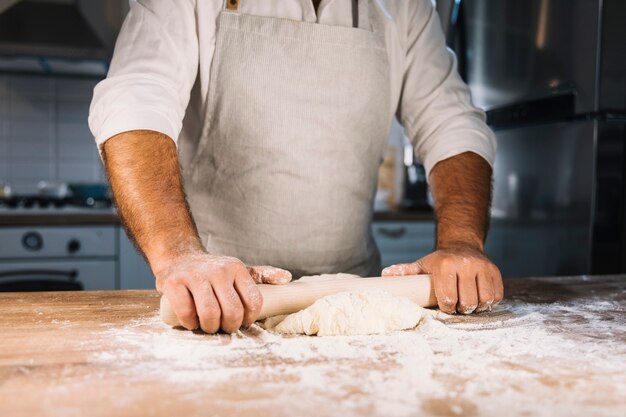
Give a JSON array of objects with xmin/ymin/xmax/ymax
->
[
  {"xmin": 357, "ymin": 0, "xmax": 371, "ymax": 31},
  {"xmin": 352, "ymin": 0, "xmax": 358, "ymax": 27}
]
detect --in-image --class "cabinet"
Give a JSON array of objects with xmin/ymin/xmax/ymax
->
[
  {"xmin": 484, "ymin": 221, "xmax": 590, "ymax": 278},
  {"xmin": 118, "ymin": 228, "xmax": 155, "ymax": 289},
  {"xmin": 372, "ymin": 221, "xmax": 436, "ymax": 268}
]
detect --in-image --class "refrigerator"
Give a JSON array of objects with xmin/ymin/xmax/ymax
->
[{"xmin": 438, "ymin": 0, "xmax": 626, "ymax": 276}]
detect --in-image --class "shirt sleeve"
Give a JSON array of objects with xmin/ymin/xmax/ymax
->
[
  {"xmin": 88, "ymin": 0, "xmax": 199, "ymax": 147},
  {"xmin": 396, "ymin": 0, "xmax": 496, "ymax": 179}
]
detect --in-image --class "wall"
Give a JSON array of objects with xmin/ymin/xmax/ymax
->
[{"xmin": 0, "ymin": 74, "xmax": 104, "ymax": 193}]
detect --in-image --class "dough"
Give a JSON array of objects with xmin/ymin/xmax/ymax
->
[{"xmin": 261, "ymin": 290, "xmax": 427, "ymax": 336}]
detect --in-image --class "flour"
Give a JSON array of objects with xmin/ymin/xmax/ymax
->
[{"xmin": 91, "ymin": 295, "xmax": 626, "ymax": 417}]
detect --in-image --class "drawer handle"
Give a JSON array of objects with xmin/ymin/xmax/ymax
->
[{"xmin": 378, "ymin": 227, "xmax": 407, "ymax": 238}]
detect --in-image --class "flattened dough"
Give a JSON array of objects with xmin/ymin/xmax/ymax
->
[{"xmin": 261, "ymin": 290, "xmax": 427, "ymax": 336}]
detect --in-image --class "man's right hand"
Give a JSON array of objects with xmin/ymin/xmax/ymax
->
[
  {"xmin": 154, "ymin": 252, "xmax": 291, "ymax": 334},
  {"xmin": 101, "ymin": 131, "xmax": 293, "ymax": 333}
]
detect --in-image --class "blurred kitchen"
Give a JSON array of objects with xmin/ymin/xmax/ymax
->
[
  {"xmin": 0, "ymin": 0, "xmax": 150, "ymax": 291},
  {"xmin": 0, "ymin": 0, "xmax": 624, "ymax": 292}
]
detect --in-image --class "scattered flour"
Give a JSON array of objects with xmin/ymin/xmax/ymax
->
[{"xmin": 89, "ymin": 296, "xmax": 626, "ymax": 417}]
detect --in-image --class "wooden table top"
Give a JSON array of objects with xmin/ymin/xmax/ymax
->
[{"xmin": 1, "ymin": 275, "xmax": 625, "ymax": 417}]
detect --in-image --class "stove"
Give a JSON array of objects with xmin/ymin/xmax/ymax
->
[
  {"xmin": 0, "ymin": 191, "xmax": 119, "ymax": 291},
  {"xmin": 0, "ymin": 195, "xmax": 113, "ymax": 210}
]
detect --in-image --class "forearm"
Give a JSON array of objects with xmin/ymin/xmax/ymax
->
[
  {"xmin": 102, "ymin": 130, "xmax": 204, "ymax": 272},
  {"xmin": 428, "ymin": 151, "xmax": 492, "ymax": 252},
  {"xmin": 102, "ymin": 130, "xmax": 287, "ymax": 333}
]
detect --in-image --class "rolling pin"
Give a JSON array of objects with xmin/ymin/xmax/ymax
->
[{"xmin": 160, "ymin": 274, "xmax": 436, "ymax": 327}]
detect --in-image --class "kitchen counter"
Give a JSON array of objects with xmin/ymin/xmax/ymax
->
[
  {"xmin": 0, "ymin": 210, "xmax": 120, "ymax": 226},
  {"xmin": 373, "ymin": 209, "xmax": 434, "ymax": 222},
  {"xmin": 0, "ymin": 209, "xmax": 432, "ymax": 226},
  {"xmin": 0, "ymin": 275, "xmax": 624, "ymax": 417}
]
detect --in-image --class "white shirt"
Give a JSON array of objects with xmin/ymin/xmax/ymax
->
[{"xmin": 89, "ymin": 0, "xmax": 496, "ymax": 177}]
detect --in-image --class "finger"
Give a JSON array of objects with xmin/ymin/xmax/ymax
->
[
  {"xmin": 457, "ymin": 269, "xmax": 479, "ymax": 315},
  {"xmin": 475, "ymin": 271, "xmax": 495, "ymax": 312},
  {"xmin": 212, "ymin": 278, "xmax": 245, "ymax": 334},
  {"xmin": 247, "ymin": 267, "xmax": 263, "ymax": 284},
  {"xmin": 381, "ymin": 260, "xmax": 426, "ymax": 277},
  {"xmin": 248, "ymin": 266, "xmax": 292, "ymax": 285},
  {"xmin": 166, "ymin": 284, "xmax": 198, "ymax": 330},
  {"xmin": 189, "ymin": 280, "xmax": 221, "ymax": 333},
  {"xmin": 433, "ymin": 263, "xmax": 458, "ymax": 314},
  {"xmin": 234, "ymin": 272, "xmax": 263, "ymax": 326},
  {"xmin": 491, "ymin": 266, "xmax": 505, "ymax": 306}
]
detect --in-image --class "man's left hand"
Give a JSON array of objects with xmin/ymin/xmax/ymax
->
[{"xmin": 382, "ymin": 242, "xmax": 504, "ymax": 314}]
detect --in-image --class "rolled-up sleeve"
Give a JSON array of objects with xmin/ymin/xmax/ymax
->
[
  {"xmin": 89, "ymin": 0, "xmax": 198, "ymax": 147},
  {"xmin": 396, "ymin": 0, "xmax": 496, "ymax": 178}
]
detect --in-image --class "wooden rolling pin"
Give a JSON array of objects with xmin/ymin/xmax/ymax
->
[{"xmin": 160, "ymin": 274, "xmax": 436, "ymax": 327}]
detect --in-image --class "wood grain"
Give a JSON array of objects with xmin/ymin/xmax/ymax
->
[{"xmin": 0, "ymin": 275, "xmax": 624, "ymax": 417}]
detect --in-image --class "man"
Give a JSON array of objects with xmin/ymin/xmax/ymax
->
[{"xmin": 89, "ymin": 0, "xmax": 503, "ymax": 334}]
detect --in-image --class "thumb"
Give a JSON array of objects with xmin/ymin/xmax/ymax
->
[
  {"xmin": 248, "ymin": 266, "xmax": 293, "ymax": 285},
  {"xmin": 381, "ymin": 259, "xmax": 428, "ymax": 277}
]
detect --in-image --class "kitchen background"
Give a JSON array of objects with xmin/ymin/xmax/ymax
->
[
  {"xmin": 0, "ymin": 75, "xmax": 103, "ymax": 190},
  {"xmin": 0, "ymin": 0, "xmax": 624, "ymax": 291}
]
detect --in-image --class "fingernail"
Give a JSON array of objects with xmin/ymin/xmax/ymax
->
[{"xmin": 460, "ymin": 305, "xmax": 477, "ymax": 315}]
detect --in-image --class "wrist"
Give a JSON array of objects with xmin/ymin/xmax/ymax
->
[
  {"xmin": 437, "ymin": 236, "xmax": 484, "ymax": 253},
  {"xmin": 146, "ymin": 238, "xmax": 207, "ymax": 275}
]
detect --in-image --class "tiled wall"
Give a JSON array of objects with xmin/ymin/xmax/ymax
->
[{"xmin": 0, "ymin": 74, "xmax": 104, "ymax": 194}]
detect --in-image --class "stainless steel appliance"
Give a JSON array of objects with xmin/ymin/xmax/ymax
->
[
  {"xmin": 0, "ymin": 0, "xmax": 128, "ymax": 76},
  {"xmin": 0, "ymin": 225, "xmax": 117, "ymax": 291},
  {"xmin": 0, "ymin": 191, "xmax": 118, "ymax": 291},
  {"xmin": 438, "ymin": 0, "xmax": 626, "ymax": 276}
]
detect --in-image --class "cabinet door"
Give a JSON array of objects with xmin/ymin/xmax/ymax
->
[
  {"xmin": 118, "ymin": 228, "xmax": 155, "ymax": 289},
  {"xmin": 372, "ymin": 221, "xmax": 435, "ymax": 268}
]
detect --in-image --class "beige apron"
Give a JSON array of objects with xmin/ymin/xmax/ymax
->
[{"xmin": 185, "ymin": 0, "xmax": 391, "ymax": 278}]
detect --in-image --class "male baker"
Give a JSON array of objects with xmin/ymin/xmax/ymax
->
[{"xmin": 89, "ymin": 0, "xmax": 503, "ymax": 333}]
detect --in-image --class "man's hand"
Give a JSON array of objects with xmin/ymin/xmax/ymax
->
[
  {"xmin": 382, "ymin": 242, "xmax": 503, "ymax": 314},
  {"xmin": 155, "ymin": 252, "xmax": 291, "ymax": 333},
  {"xmin": 102, "ymin": 131, "xmax": 292, "ymax": 334},
  {"xmin": 382, "ymin": 151, "xmax": 503, "ymax": 314}
]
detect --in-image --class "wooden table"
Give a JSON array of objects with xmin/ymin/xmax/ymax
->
[{"xmin": 1, "ymin": 275, "xmax": 625, "ymax": 417}]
